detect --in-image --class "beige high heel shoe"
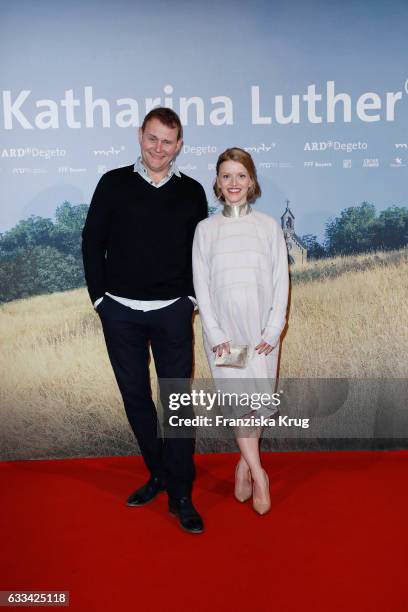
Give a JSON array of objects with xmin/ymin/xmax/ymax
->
[
  {"xmin": 252, "ymin": 470, "xmax": 271, "ymax": 515},
  {"xmin": 234, "ymin": 462, "xmax": 252, "ymax": 502}
]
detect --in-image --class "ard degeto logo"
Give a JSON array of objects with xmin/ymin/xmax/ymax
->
[
  {"xmin": 304, "ymin": 141, "xmax": 367, "ymax": 152},
  {"xmin": 2, "ymin": 147, "xmax": 66, "ymax": 159}
]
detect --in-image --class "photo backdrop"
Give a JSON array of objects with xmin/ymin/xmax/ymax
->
[
  {"xmin": 1, "ymin": 0, "xmax": 407, "ymax": 459},
  {"xmin": 1, "ymin": 0, "xmax": 408, "ymax": 235}
]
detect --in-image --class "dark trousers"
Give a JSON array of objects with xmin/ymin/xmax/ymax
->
[{"xmin": 98, "ymin": 295, "xmax": 195, "ymax": 498}]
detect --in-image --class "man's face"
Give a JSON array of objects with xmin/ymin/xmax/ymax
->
[{"xmin": 138, "ymin": 118, "xmax": 182, "ymax": 176}]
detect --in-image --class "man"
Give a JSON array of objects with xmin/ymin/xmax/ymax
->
[{"xmin": 82, "ymin": 108, "xmax": 208, "ymax": 534}]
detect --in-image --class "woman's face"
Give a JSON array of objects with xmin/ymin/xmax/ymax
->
[{"xmin": 217, "ymin": 160, "xmax": 253, "ymax": 206}]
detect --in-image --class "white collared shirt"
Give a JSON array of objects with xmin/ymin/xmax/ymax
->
[{"xmin": 134, "ymin": 156, "xmax": 181, "ymax": 187}]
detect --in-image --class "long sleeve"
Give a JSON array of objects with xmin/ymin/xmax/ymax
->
[
  {"xmin": 192, "ymin": 223, "xmax": 230, "ymax": 347},
  {"xmin": 262, "ymin": 224, "xmax": 289, "ymax": 347},
  {"xmin": 195, "ymin": 184, "xmax": 209, "ymax": 227},
  {"xmin": 81, "ymin": 173, "xmax": 112, "ymax": 304}
]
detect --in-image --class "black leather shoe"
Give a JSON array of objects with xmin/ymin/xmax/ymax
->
[
  {"xmin": 126, "ymin": 476, "xmax": 166, "ymax": 506},
  {"xmin": 168, "ymin": 497, "xmax": 204, "ymax": 534}
]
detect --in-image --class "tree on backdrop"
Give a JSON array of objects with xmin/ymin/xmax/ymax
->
[
  {"xmin": 374, "ymin": 206, "xmax": 408, "ymax": 250},
  {"xmin": 300, "ymin": 234, "xmax": 326, "ymax": 259},
  {"xmin": 0, "ymin": 202, "xmax": 87, "ymax": 302},
  {"xmin": 1, "ymin": 201, "xmax": 407, "ymax": 302},
  {"xmin": 325, "ymin": 202, "xmax": 377, "ymax": 255}
]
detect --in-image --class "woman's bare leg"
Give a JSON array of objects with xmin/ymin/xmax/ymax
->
[{"xmin": 235, "ymin": 427, "xmax": 270, "ymax": 513}]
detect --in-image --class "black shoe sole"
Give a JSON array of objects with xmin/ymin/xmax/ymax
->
[
  {"xmin": 126, "ymin": 488, "xmax": 166, "ymax": 507},
  {"xmin": 168, "ymin": 509, "xmax": 204, "ymax": 534}
]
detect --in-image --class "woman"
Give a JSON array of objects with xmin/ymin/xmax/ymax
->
[{"xmin": 192, "ymin": 147, "xmax": 289, "ymax": 514}]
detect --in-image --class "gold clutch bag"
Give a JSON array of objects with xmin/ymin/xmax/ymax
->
[{"xmin": 214, "ymin": 345, "xmax": 250, "ymax": 369}]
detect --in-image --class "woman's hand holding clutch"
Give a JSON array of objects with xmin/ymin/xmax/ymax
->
[
  {"xmin": 214, "ymin": 344, "xmax": 249, "ymax": 368},
  {"xmin": 212, "ymin": 342, "xmax": 231, "ymax": 357}
]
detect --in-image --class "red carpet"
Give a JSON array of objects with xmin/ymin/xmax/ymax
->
[{"xmin": 1, "ymin": 450, "xmax": 407, "ymax": 611}]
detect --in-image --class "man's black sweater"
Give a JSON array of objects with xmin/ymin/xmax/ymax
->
[{"xmin": 82, "ymin": 165, "xmax": 208, "ymax": 304}]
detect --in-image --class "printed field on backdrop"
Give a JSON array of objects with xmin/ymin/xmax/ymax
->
[
  {"xmin": 1, "ymin": 249, "xmax": 407, "ymax": 460},
  {"xmin": 1, "ymin": 0, "xmax": 408, "ymax": 461},
  {"xmin": 1, "ymin": 0, "xmax": 408, "ymax": 237}
]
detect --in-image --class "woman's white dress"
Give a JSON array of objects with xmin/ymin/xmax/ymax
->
[{"xmin": 192, "ymin": 209, "xmax": 289, "ymax": 416}]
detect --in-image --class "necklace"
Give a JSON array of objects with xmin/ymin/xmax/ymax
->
[{"xmin": 222, "ymin": 202, "xmax": 252, "ymax": 218}]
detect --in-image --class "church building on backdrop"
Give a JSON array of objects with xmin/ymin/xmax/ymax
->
[{"xmin": 281, "ymin": 201, "xmax": 307, "ymax": 266}]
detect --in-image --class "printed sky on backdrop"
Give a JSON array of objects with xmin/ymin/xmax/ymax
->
[{"xmin": 1, "ymin": 0, "xmax": 407, "ymax": 239}]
